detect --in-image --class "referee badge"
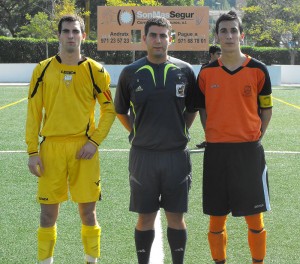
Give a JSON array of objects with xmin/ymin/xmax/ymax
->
[{"xmin": 176, "ymin": 84, "xmax": 185, "ymax": 97}]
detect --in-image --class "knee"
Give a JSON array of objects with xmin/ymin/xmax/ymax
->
[
  {"xmin": 136, "ymin": 213, "xmax": 157, "ymax": 230},
  {"xmin": 79, "ymin": 203, "xmax": 97, "ymax": 225},
  {"xmin": 40, "ymin": 210, "xmax": 57, "ymax": 227},
  {"xmin": 165, "ymin": 212, "xmax": 186, "ymax": 229},
  {"xmin": 40, "ymin": 204, "xmax": 59, "ymax": 227},
  {"xmin": 80, "ymin": 209, "xmax": 97, "ymax": 226}
]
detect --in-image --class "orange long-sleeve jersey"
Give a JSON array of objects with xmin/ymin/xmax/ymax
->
[{"xmin": 198, "ymin": 55, "xmax": 273, "ymax": 143}]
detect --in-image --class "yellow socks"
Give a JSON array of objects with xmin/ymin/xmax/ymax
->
[
  {"xmin": 37, "ymin": 225, "xmax": 57, "ymax": 261},
  {"xmin": 81, "ymin": 224, "xmax": 101, "ymax": 260},
  {"xmin": 37, "ymin": 224, "xmax": 101, "ymax": 263}
]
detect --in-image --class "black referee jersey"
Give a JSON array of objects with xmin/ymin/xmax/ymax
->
[{"xmin": 115, "ymin": 56, "xmax": 197, "ymax": 151}]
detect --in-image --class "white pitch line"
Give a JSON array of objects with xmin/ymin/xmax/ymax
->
[
  {"xmin": 0, "ymin": 149, "xmax": 130, "ymax": 153},
  {"xmin": 265, "ymin": 150, "xmax": 300, "ymax": 154},
  {"xmin": 150, "ymin": 210, "xmax": 164, "ymax": 264},
  {"xmin": 1, "ymin": 149, "xmax": 300, "ymax": 154},
  {"xmin": 189, "ymin": 149, "xmax": 300, "ymax": 154}
]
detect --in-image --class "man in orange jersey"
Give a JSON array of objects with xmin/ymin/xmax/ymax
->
[
  {"xmin": 196, "ymin": 45, "xmax": 221, "ymax": 149},
  {"xmin": 196, "ymin": 11, "xmax": 272, "ymax": 264},
  {"xmin": 26, "ymin": 15, "xmax": 116, "ymax": 264}
]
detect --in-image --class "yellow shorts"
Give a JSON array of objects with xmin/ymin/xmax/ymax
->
[{"xmin": 37, "ymin": 136, "xmax": 101, "ymax": 204}]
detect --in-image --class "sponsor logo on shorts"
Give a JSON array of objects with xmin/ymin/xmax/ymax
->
[
  {"xmin": 135, "ymin": 86, "xmax": 143, "ymax": 92},
  {"xmin": 254, "ymin": 204, "xmax": 264, "ymax": 209},
  {"xmin": 175, "ymin": 248, "xmax": 184, "ymax": 252},
  {"xmin": 39, "ymin": 197, "xmax": 49, "ymax": 201},
  {"xmin": 95, "ymin": 180, "xmax": 101, "ymax": 186}
]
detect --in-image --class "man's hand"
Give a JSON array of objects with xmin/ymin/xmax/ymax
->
[
  {"xmin": 76, "ymin": 141, "xmax": 97, "ymax": 160},
  {"xmin": 28, "ymin": 155, "xmax": 44, "ymax": 177}
]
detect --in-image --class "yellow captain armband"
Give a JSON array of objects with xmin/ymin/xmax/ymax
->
[{"xmin": 259, "ymin": 94, "xmax": 273, "ymax": 108}]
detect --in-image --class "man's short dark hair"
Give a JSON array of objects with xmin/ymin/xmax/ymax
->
[
  {"xmin": 58, "ymin": 15, "xmax": 85, "ymax": 34},
  {"xmin": 209, "ymin": 45, "xmax": 221, "ymax": 55},
  {"xmin": 144, "ymin": 16, "xmax": 172, "ymax": 36},
  {"xmin": 215, "ymin": 11, "xmax": 243, "ymax": 34}
]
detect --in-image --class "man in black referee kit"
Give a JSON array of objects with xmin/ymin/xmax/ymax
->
[{"xmin": 114, "ymin": 16, "xmax": 198, "ymax": 264}]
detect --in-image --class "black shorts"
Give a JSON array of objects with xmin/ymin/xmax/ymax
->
[
  {"xmin": 203, "ymin": 141, "xmax": 271, "ymax": 217},
  {"xmin": 129, "ymin": 146, "xmax": 192, "ymax": 214}
]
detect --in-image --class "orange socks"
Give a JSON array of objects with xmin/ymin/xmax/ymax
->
[
  {"xmin": 208, "ymin": 214, "xmax": 266, "ymax": 263},
  {"xmin": 245, "ymin": 213, "xmax": 266, "ymax": 263},
  {"xmin": 208, "ymin": 215, "xmax": 228, "ymax": 263}
]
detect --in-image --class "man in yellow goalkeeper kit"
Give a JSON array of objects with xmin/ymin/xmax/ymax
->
[{"xmin": 25, "ymin": 14, "xmax": 116, "ymax": 264}]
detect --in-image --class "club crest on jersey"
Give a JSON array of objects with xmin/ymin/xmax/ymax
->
[
  {"xmin": 64, "ymin": 74, "xmax": 72, "ymax": 87},
  {"xmin": 243, "ymin": 85, "xmax": 252, "ymax": 97},
  {"xmin": 62, "ymin": 70, "xmax": 75, "ymax": 87},
  {"xmin": 176, "ymin": 84, "xmax": 185, "ymax": 97}
]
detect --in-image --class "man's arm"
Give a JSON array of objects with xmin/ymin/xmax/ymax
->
[
  {"xmin": 26, "ymin": 64, "xmax": 44, "ymax": 156},
  {"xmin": 184, "ymin": 112, "xmax": 197, "ymax": 129},
  {"xmin": 26, "ymin": 63, "xmax": 45, "ymax": 176},
  {"xmin": 199, "ymin": 108, "xmax": 207, "ymax": 130},
  {"xmin": 260, "ymin": 108, "xmax": 272, "ymax": 139},
  {"xmin": 117, "ymin": 113, "xmax": 131, "ymax": 132},
  {"xmin": 89, "ymin": 67, "xmax": 116, "ymax": 147}
]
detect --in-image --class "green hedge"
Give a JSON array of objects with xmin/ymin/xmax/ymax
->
[{"xmin": 0, "ymin": 36, "xmax": 299, "ymax": 65}]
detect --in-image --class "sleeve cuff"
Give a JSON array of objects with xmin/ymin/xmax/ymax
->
[{"xmin": 88, "ymin": 139, "xmax": 99, "ymax": 147}]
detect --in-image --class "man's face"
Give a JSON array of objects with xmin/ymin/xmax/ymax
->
[
  {"xmin": 211, "ymin": 51, "xmax": 222, "ymax": 61},
  {"xmin": 58, "ymin": 21, "xmax": 86, "ymax": 53},
  {"xmin": 143, "ymin": 25, "xmax": 172, "ymax": 61},
  {"xmin": 215, "ymin": 19, "xmax": 244, "ymax": 53}
]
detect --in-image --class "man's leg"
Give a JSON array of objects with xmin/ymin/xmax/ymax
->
[
  {"xmin": 135, "ymin": 212, "xmax": 157, "ymax": 264},
  {"xmin": 165, "ymin": 212, "xmax": 187, "ymax": 264},
  {"xmin": 38, "ymin": 204, "xmax": 59, "ymax": 264},
  {"xmin": 245, "ymin": 213, "xmax": 266, "ymax": 264},
  {"xmin": 208, "ymin": 215, "xmax": 228, "ymax": 264},
  {"xmin": 79, "ymin": 202, "xmax": 100, "ymax": 264}
]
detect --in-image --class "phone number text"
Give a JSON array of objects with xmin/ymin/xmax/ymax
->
[{"xmin": 100, "ymin": 38, "xmax": 130, "ymax": 44}]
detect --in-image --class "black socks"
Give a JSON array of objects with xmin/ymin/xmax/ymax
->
[
  {"xmin": 135, "ymin": 229, "xmax": 155, "ymax": 264},
  {"xmin": 167, "ymin": 227, "xmax": 187, "ymax": 264}
]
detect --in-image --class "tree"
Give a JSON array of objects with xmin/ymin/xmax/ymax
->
[
  {"xmin": 162, "ymin": 0, "xmax": 194, "ymax": 5},
  {"xmin": 53, "ymin": 0, "xmax": 90, "ymax": 25},
  {"xmin": 106, "ymin": 0, "xmax": 161, "ymax": 6},
  {"xmin": 0, "ymin": 0, "xmax": 52, "ymax": 37},
  {"xmin": 242, "ymin": 0, "xmax": 300, "ymax": 64},
  {"xmin": 18, "ymin": 12, "xmax": 54, "ymax": 58},
  {"xmin": 204, "ymin": 0, "xmax": 232, "ymax": 9},
  {"xmin": 16, "ymin": 0, "xmax": 90, "ymax": 58},
  {"xmin": 75, "ymin": 0, "xmax": 106, "ymax": 40}
]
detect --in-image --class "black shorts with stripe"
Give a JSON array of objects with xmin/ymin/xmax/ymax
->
[
  {"xmin": 203, "ymin": 141, "xmax": 271, "ymax": 217},
  {"xmin": 129, "ymin": 146, "xmax": 192, "ymax": 214}
]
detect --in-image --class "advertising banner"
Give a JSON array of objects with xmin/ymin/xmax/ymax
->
[{"xmin": 97, "ymin": 6, "xmax": 209, "ymax": 51}]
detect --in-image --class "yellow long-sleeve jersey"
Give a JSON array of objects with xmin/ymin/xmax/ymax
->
[{"xmin": 26, "ymin": 55, "xmax": 116, "ymax": 156}]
